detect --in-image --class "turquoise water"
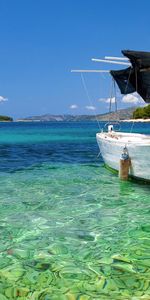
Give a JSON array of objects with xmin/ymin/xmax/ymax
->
[{"xmin": 0, "ymin": 121, "xmax": 150, "ymax": 300}]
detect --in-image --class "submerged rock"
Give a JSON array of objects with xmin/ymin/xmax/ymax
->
[
  {"xmin": 99, "ymin": 257, "xmax": 113, "ymax": 265},
  {"xmin": 0, "ymin": 294, "xmax": 8, "ymax": 300},
  {"xmin": 34, "ymin": 262, "xmax": 51, "ymax": 271},
  {"xmin": 5, "ymin": 286, "xmax": 29, "ymax": 298},
  {"xmin": 25, "ymin": 259, "xmax": 51, "ymax": 271},
  {"xmin": 0, "ymin": 265, "xmax": 24, "ymax": 282},
  {"xmin": 77, "ymin": 232, "xmax": 95, "ymax": 242},
  {"xmin": 111, "ymin": 254, "xmax": 131, "ymax": 264},
  {"xmin": 12, "ymin": 248, "xmax": 30, "ymax": 259},
  {"xmin": 112, "ymin": 263, "xmax": 136, "ymax": 273},
  {"xmin": 141, "ymin": 225, "xmax": 150, "ymax": 233},
  {"xmin": 48, "ymin": 244, "xmax": 68, "ymax": 255}
]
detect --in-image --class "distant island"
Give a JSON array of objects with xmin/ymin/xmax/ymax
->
[
  {"xmin": 17, "ymin": 107, "xmax": 136, "ymax": 122},
  {"xmin": 0, "ymin": 115, "xmax": 13, "ymax": 122},
  {"xmin": 2, "ymin": 105, "xmax": 150, "ymax": 122}
]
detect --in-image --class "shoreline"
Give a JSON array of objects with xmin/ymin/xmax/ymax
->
[{"xmin": 121, "ymin": 118, "xmax": 150, "ymax": 122}]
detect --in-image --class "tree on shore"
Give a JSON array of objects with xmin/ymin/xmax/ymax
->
[
  {"xmin": 133, "ymin": 104, "xmax": 150, "ymax": 119},
  {"xmin": 0, "ymin": 115, "xmax": 13, "ymax": 121}
]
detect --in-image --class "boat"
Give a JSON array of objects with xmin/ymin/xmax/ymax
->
[
  {"xmin": 72, "ymin": 50, "xmax": 150, "ymax": 181},
  {"xmin": 96, "ymin": 129, "xmax": 150, "ymax": 181}
]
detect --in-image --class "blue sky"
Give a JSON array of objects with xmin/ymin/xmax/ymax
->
[{"xmin": 0, "ymin": 0, "xmax": 150, "ymax": 119}]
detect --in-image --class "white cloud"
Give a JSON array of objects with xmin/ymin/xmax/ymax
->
[
  {"xmin": 98, "ymin": 97, "xmax": 116, "ymax": 104},
  {"xmin": 98, "ymin": 93, "xmax": 145, "ymax": 105},
  {"xmin": 85, "ymin": 105, "xmax": 96, "ymax": 111},
  {"xmin": 122, "ymin": 93, "xmax": 143, "ymax": 104},
  {"xmin": 70, "ymin": 104, "xmax": 78, "ymax": 109},
  {"xmin": 105, "ymin": 97, "xmax": 116, "ymax": 104},
  {"xmin": 0, "ymin": 96, "xmax": 8, "ymax": 102},
  {"xmin": 98, "ymin": 98, "xmax": 106, "ymax": 102}
]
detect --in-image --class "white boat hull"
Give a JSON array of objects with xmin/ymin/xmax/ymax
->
[{"xmin": 96, "ymin": 131, "xmax": 150, "ymax": 181}]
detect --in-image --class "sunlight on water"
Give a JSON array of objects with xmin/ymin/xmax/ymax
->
[{"xmin": 0, "ymin": 122, "xmax": 150, "ymax": 300}]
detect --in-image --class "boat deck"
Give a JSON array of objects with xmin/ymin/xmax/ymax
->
[{"xmin": 96, "ymin": 131, "xmax": 150, "ymax": 145}]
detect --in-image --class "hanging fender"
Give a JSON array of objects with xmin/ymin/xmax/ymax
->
[{"xmin": 119, "ymin": 146, "xmax": 131, "ymax": 180}]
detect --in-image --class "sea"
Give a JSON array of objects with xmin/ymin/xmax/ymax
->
[{"xmin": 0, "ymin": 121, "xmax": 150, "ymax": 300}]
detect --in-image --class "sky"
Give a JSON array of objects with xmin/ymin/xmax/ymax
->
[{"xmin": 0, "ymin": 0, "xmax": 150, "ymax": 119}]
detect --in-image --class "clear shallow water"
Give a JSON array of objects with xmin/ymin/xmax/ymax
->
[{"xmin": 0, "ymin": 121, "xmax": 150, "ymax": 300}]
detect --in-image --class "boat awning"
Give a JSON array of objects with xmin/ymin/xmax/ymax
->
[{"xmin": 110, "ymin": 50, "xmax": 150, "ymax": 103}]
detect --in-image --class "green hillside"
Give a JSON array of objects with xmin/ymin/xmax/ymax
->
[{"xmin": 133, "ymin": 104, "xmax": 150, "ymax": 119}]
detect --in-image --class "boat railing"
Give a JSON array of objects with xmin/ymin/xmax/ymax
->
[{"xmin": 103, "ymin": 121, "xmax": 121, "ymax": 132}]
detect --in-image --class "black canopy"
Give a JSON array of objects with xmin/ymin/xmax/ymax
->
[{"xmin": 110, "ymin": 50, "xmax": 150, "ymax": 103}]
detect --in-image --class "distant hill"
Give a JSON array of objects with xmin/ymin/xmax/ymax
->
[
  {"xmin": 96, "ymin": 107, "xmax": 136, "ymax": 121},
  {"xmin": 17, "ymin": 107, "xmax": 136, "ymax": 122},
  {"xmin": 0, "ymin": 115, "xmax": 13, "ymax": 122}
]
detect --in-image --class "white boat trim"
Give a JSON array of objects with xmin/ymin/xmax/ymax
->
[
  {"xmin": 71, "ymin": 70, "xmax": 110, "ymax": 73},
  {"xmin": 105, "ymin": 56, "xmax": 129, "ymax": 61},
  {"xmin": 91, "ymin": 58, "xmax": 131, "ymax": 66}
]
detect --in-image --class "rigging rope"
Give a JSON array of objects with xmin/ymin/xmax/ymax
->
[
  {"xmin": 130, "ymin": 117, "xmax": 135, "ymax": 133},
  {"xmin": 108, "ymin": 78, "xmax": 119, "ymax": 125},
  {"xmin": 114, "ymin": 80, "xmax": 118, "ymax": 113},
  {"xmin": 80, "ymin": 73, "xmax": 101, "ymax": 131},
  {"xmin": 110, "ymin": 68, "xmax": 136, "ymax": 134},
  {"xmin": 124, "ymin": 67, "xmax": 132, "ymax": 94},
  {"xmin": 108, "ymin": 78, "xmax": 114, "ymax": 117},
  {"xmin": 80, "ymin": 70, "xmax": 136, "ymax": 134},
  {"xmin": 129, "ymin": 67, "xmax": 137, "ymax": 133},
  {"xmin": 124, "ymin": 67, "xmax": 135, "ymax": 133},
  {"xmin": 113, "ymin": 80, "xmax": 120, "ymax": 125}
]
